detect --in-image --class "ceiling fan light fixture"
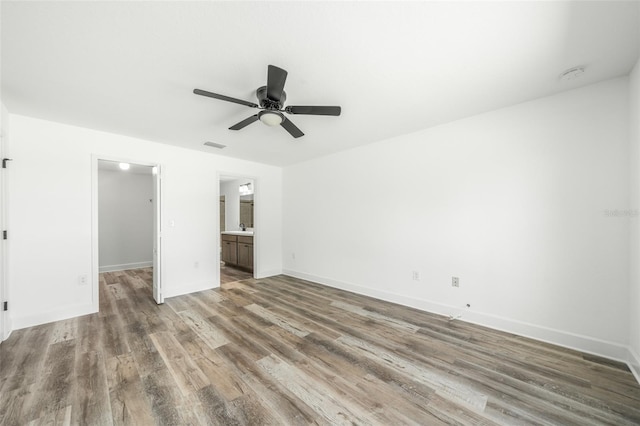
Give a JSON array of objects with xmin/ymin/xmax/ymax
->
[
  {"xmin": 194, "ymin": 65, "xmax": 341, "ymax": 138},
  {"xmin": 258, "ymin": 110, "xmax": 283, "ymax": 127}
]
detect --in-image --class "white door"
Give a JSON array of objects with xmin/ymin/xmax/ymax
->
[{"xmin": 152, "ymin": 166, "xmax": 163, "ymax": 304}]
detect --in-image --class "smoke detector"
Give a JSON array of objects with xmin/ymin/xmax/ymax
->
[{"xmin": 560, "ymin": 66, "xmax": 585, "ymax": 81}]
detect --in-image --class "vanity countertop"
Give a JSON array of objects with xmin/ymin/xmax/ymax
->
[{"xmin": 221, "ymin": 231, "xmax": 254, "ymax": 236}]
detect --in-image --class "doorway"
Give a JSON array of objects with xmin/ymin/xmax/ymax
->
[
  {"xmin": 93, "ymin": 158, "xmax": 162, "ymax": 310},
  {"xmin": 219, "ymin": 175, "xmax": 255, "ymax": 285}
]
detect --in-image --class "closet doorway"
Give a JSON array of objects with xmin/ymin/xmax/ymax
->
[{"xmin": 94, "ymin": 159, "xmax": 162, "ymax": 308}]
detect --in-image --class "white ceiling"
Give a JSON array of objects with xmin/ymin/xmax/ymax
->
[{"xmin": 2, "ymin": 1, "xmax": 639, "ymax": 166}]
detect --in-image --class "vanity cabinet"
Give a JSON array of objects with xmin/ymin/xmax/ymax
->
[
  {"xmin": 221, "ymin": 234, "xmax": 237, "ymax": 265},
  {"xmin": 237, "ymin": 236, "xmax": 254, "ymax": 270},
  {"xmin": 221, "ymin": 233, "xmax": 253, "ymax": 272}
]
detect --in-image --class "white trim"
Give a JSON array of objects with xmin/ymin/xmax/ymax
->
[
  {"xmin": 164, "ymin": 280, "xmax": 216, "ymax": 299},
  {"xmin": 152, "ymin": 164, "xmax": 163, "ymax": 304},
  {"xmin": 255, "ymin": 269, "xmax": 282, "ymax": 279},
  {"xmin": 91, "ymin": 156, "xmax": 99, "ymax": 312},
  {"xmin": 12, "ymin": 302, "xmax": 96, "ymax": 330},
  {"xmin": 0, "ymin": 109, "xmax": 11, "ymax": 342},
  {"xmin": 629, "ymin": 347, "xmax": 640, "ymax": 384},
  {"xmin": 99, "ymin": 261, "xmax": 153, "ymax": 273},
  {"xmin": 283, "ymin": 269, "xmax": 639, "ymax": 381}
]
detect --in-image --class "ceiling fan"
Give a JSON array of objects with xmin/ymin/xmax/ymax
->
[{"xmin": 194, "ymin": 65, "xmax": 341, "ymax": 138}]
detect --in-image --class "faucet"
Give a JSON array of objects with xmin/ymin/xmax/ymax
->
[{"xmin": 240, "ymin": 223, "xmax": 246, "ymax": 231}]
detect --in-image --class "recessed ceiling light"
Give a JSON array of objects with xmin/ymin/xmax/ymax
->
[
  {"xmin": 560, "ymin": 66, "xmax": 585, "ymax": 81},
  {"xmin": 119, "ymin": 162, "xmax": 130, "ymax": 170}
]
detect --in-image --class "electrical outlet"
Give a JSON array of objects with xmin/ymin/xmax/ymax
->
[
  {"xmin": 452, "ymin": 277, "xmax": 459, "ymax": 287},
  {"xmin": 194, "ymin": 261, "xmax": 199, "ymax": 268},
  {"xmin": 412, "ymin": 271, "xmax": 420, "ymax": 281},
  {"xmin": 291, "ymin": 252, "xmax": 296, "ymax": 260},
  {"xmin": 78, "ymin": 274, "xmax": 88, "ymax": 286}
]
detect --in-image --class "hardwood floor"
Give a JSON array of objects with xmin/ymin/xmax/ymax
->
[
  {"xmin": 1, "ymin": 269, "xmax": 639, "ymax": 425},
  {"xmin": 220, "ymin": 263, "xmax": 253, "ymax": 284}
]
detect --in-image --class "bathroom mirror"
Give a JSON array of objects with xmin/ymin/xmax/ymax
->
[
  {"xmin": 240, "ymin": 194, "xmax": 254, "ymax": 227},
  {"xmin": 220, "ymin": 176, "xmax": 255, "ymax": 231}
]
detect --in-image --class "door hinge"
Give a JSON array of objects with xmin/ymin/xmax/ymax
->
[
  {"xmin": 2, "ymin": 230, "xmax": 6, "ymax": 240},
  {"xmin": 2, "ymin": 158, "xmax": 12, "ymax": 168},
  {"xmin": 3, "ymin": 301, "xmax": 7, "ymax": 311}
]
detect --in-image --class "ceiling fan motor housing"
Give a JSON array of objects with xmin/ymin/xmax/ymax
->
[{"xmin": 256, "ymin": 86, "xmax": 286, "ymax": 110}]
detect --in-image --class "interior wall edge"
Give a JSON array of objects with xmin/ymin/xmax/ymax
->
[
  {"xmin": 283, "ymin": 269, "xmax": 638, "ymax": 380},
  {"xmin": 628, "ymin": 52, "xmax": 640, "ymax": 377},
  {"xmin": 629, "ymin": 346, "xmax": 640, "ymax": 385},
  {"xmin": 11, "ymin": 302, "xmax": 95, "ymax": 331}
]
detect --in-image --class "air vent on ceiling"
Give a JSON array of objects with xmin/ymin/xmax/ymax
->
[
  {"xmin": 560, "ymin": 66, "xmax": 585, "ymax": 81},
  {"xmin": 204, "ymin": 141, "xmax": 226, "ymax": 149}
]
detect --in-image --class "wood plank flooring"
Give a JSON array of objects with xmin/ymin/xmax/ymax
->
[
  {"xmin": 1, "ymin": 268, "xmax": 639, "ymax": 425},
  {"xmin": 220, "ymin": 263, "xmax": 253, "ymax": 285}
]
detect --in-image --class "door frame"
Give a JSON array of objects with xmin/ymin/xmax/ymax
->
[
  {"xmin": 0, "ymin": 122, "xmax": 8, "ymax": 341},
  {"xmin": 91, "ymin": 155, "xmax": 163, "ymax": 310},
  {"xmin": 218, "ymin": 172, "xmax": 257, "ymax": 282}
]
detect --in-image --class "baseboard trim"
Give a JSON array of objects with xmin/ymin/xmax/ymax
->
[
  {"xmin": 629, "ymin": 347, "xmax": 640, "ymax": 384},
  {"xmin": 99, "ymin": 261, "xmax": 152, "ymax": 273},
  {"xmin": 164, "ymin": 280, "xmax": 217, "ymax": 299},
  {"xmin": 1, "ymin": 315, "xmax": 13, "ymax": 343},
  {"xmin": 283, "ymin": 269, "xmax": 636, "ymax": 374},
  {"xmin": 256, "ymin": 269, "xmax": 282, "ymax": 279},
  {"xmin": 1, "ymin": 326, "xmax": 12, "ymax": 343},
  {"xmin": 12, "ymin": 303, "xmax": 96, "ymax": 330}
]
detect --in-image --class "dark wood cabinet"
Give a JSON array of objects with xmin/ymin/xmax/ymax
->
[
  {"xmin": 221, "ymin": 233, "xmax": 253, "ymax": 272},
  {"xmin": 237, "ymin": 236, "xmax": 254, "ymax": 270},
  {"xmin": 221, "ymin": 234, "xmax": 237, "ymax": 265}
]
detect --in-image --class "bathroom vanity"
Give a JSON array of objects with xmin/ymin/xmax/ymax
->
[{"xmin": 221, "ymin": 231, "xmax": 254, "ymax": 272}]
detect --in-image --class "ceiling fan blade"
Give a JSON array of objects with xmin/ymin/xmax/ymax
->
[
  {"xmin": 285, "ymin": 105, "xmax": 341, "ymax": 116},
  {"xmin": 229, "ymin": 114, "xmax": 259, "ymax": 130},
  {"xmin": 280, "ymin": 117, "xmax": 304, "ymax": 138},
  {"xmin": 193, "ymin": 89, "xmax": 259, "ymax": 108},
  {"xmin": 266, "ymin": 65, "xmax": 288, "ymax": 102}
]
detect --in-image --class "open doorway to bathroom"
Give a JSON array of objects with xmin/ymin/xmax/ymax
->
[
  {"xmin": 219, "ymin": 175, "xmax": 254, "ymax": 284},
  {"xmin": 95, "ymin": 159, "xmax": 162, "ymax": 309}
]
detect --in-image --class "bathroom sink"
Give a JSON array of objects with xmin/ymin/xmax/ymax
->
[{"xmin": 221, "ymin": 231, "xmax": 254, "ymax": 236}]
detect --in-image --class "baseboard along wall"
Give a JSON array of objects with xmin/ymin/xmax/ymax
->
[
  {"xmin": 12, "ymin": 302, "xmax": 96, "ymax": 330},
  {"xmin": 99, "ymin": 261, "xmax": 153, "ymax": 273},
  {"xmin": 283, "ymin": 269, "xmax": 639, "ymax": 384}
]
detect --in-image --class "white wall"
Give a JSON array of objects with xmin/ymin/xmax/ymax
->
[
  {"xmin": 8, "ymin": 115, "xmax": 282, "ymax": 329},
  {"xmin": 283, "ymin": 77, "xmax": 631, "ymax": 361},
  {"xmin": 629, "ymin": 56, "xmax": 640, "ymax": 380},
  {"xmin": 98, "ymin": 167, "xmax": 153, "ymax": 271}
]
